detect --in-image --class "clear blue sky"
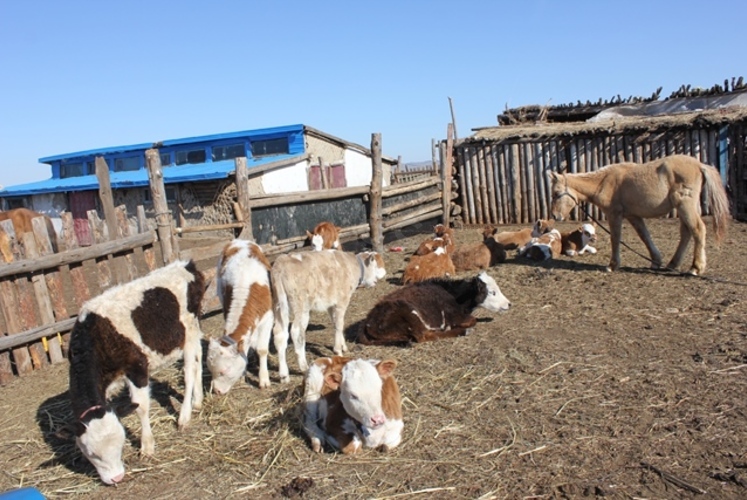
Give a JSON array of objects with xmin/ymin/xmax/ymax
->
[{"xmin": 1, "ymin": 0, "xmax": 744, "ymax": 188}]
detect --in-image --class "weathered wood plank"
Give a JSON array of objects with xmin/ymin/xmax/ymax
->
[{"xmin": 369, "ymin": 133, "xmax": 384, "ymax": 252}]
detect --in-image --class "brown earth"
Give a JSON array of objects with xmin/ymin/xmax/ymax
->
[{"xmin": 1, "ymin": 217, "xmax": 747, "ymax": 499}]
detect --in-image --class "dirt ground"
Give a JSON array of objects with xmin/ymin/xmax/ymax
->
[{"xmin": 2, "ymin": 217, "xmax": 747, "ymax": 499}]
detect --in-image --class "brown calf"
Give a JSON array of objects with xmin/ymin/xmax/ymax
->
[
  {"xmin": 402, "ymin": 238, "xmax": 455, "ymax": 284},
  {"xmin": 486, "ymin": 219, "xmax": 554, "ymax": 250},
  {"xmin": 452, "ymin": 232, "xmax": 506, "ymax": 272},
  {"xmin": 306, "ymin": 221, "xmax": 341, "ymax": 251}
]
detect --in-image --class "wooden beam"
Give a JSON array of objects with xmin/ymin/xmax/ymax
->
[
  {"xmin": 248, "ymin": 185, "xmax": 369, "ymax": 208},
  {"xmin": 382, "ymin": 177, "xmax": 440, "ymax": 198},
  {"xmin": 235, "ymin": 157, "xmax": 254, "ymax": 239},
  {"xmin": 145, "ymin": 149, "xmax": 175, "ymax": 264},
  {"xmin": 369, "ymin": 133, "xmax": 384, "ymax": 252},
  {"xmin": 442, "ymin": 123, "xmax": 454, "ymax": 227}
]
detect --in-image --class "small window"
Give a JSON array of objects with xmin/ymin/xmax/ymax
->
[
  {"xmin": 143, "ymin": 186, "xmax": 177, "ymax": 203},
  {"xmin": 160, "ymin": 153, "xmax": 173, "ymax": 166},
  {"xmin": 6, "ymin": 197, "xmax": 27, "ymax": 209},
  {"xmin": 250, "ymin": 137, "xmax": 288, "ymax": 157},
  {"xmin": 60, "ymin": 162, "xmax": 88, "ymax": 178},
  {"xmin": 212, "ymin": 143, "xmax": 246, "ymax": 162},
  {"xmin": 175, "ymin": 149, "xmax": 206, "ymax": 165},
  {"xmin": 114, "ymin": 156, "xmax": 140, "ymax": 172}
]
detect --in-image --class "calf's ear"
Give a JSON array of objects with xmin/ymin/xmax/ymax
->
[
  {"xmin": 324, "ymin": 372, "xmax": 342, "ymax": 390},
  {"xmin": 376, "ymin": 359, "xmax": 398, "ymax": 378},
  {"xmin": 306, "ymin": 230, "xmax": 313, "ymax": 238},
  {"xmin": 114, "ymin": 402, "xmax": 139, "ymax": 418},
  {"xmin": 54, "ymin": 422, "xmax": 81, "ymax": 440}
]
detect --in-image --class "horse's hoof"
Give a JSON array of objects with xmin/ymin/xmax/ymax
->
[
  {"xmin": 686, "ymin": 268, "xmax": 700, "ymax": 276},
  {"xmin": 604, "ymin": 266, "xmax": 613, "ymax": 273}
]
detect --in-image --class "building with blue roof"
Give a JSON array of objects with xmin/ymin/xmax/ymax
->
[{"xmin": 0, "ymin": 124, "xmax": 396, "ymax": 244}]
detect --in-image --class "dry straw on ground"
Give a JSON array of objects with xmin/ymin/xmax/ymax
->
[{"xmin": 2, "ymin": 218, "xmax": 747, "ymax": 499}]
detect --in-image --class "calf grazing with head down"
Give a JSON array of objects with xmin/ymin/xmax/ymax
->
[
  {"xmin": 306, "ymin": 221, "xmax": 341, "ymax": 251},
  {"xmin": 303, "ymin": 356, "xmax": 403, "ymax": 454},
  {"xmin": 561, "ymin": 223, "xmax": 598, "ymax": 256},
  {"xmin": 66, "ymin": 260, "xmax": 205, "ymax": 485},
  {"xmin": 359, "ymin": 272, "xmax": 511, "ymax": 346},
  {"xmin": 207, "ymin": 239, "xmax": 274, "ymax": 394},
  {"xmin": 271, "ymin": 250, "xmax": 386, "ymax": 382}
]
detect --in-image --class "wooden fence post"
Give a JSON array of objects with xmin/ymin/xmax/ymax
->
[
  {"xmin": 369, "ymin": 133, "xmax": 384, "ymax": 253},
  {"xmin": 442, "ymin": 124, "xmax": 454, "ymax": 228},
  {"xmin": 95, "ymin": 157, "xmax": 128, "ymax": 284},
  {"xmin": 235, "ymin": 157, "xmax": 254, "ymax": 240},
  {"xmin": 145, "ymin": 149, "xmax": 175, "ymax": 264}
]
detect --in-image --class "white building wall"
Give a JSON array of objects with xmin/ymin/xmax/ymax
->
[
  {"xmin": 344, "ymin": 149, "xmax": 391, "ymax": 187},
  {"xmin": 260, "ymin": 159, "xmax": 311, "ymax": 194},
  {"xmin": 31, "ymin": 193, "xmax": 65, "ymax": 233}
]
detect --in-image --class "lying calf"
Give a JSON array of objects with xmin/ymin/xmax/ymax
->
[
  {"xmin": 561, "ymin": 223, "xmax": 598, "ymax": 256},
  {"xmin": 303, "ymin": 356, "xmax": 403, "ymax": 454},
  {"xmin": 358, "ymin": 272, "xmax": 511, "ymax": 346}
]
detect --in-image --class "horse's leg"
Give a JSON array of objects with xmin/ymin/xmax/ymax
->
[
  {"xmin": 606, "ymin": 213, "xmax": 624, "ymax": 272},
  {"xmin": 625, "ymin": 216, "xmax": 662, "ymax": 269},
  {"xmin": 671, "ymin": 206, "xmax": 706, "ymax": 275}
]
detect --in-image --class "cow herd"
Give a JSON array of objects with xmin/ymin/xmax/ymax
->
[{"xmin": 63, "ymin": 218, "xmax": 597, "ymax": 485}]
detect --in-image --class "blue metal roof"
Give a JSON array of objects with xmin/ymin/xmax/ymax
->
[
  {"xmin": 0, "ymin": 154, "xmax": 305, "ymax": 196},
  {"xmin": 38, "ymin": 124, "xmax": 305, "ymax": 163}
]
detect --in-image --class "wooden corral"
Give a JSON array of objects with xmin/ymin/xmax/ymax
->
[
  {"xmin": 448, "ymin": 107, "xmax": 747, "ymax": 225},
  {"xmin": 0, "ymin": 135, "xmax": 447, "ymax": 383}
]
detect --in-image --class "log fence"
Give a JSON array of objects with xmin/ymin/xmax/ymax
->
[
  {"xmin": 1, "ymin": 133, "xmax": 449, "ymax": 383},
  {"xmin": 449, "ymin": 119, "xmax": 747, "ymax": 225}
]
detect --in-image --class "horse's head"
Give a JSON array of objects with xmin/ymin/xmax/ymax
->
[{"xmin": 548, "ymin": 171, "xmax": 578, "ymax": 221}]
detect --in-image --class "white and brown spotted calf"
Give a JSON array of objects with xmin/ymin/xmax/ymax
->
[
  {"xmin": 561, "ymin": 223, "xmax": 598, "ymax": 256},
  {"xmin": 306, "ymin": 221, "xmax": 341, "ymax": 251},
  {"xmin": 486, "ymin": 219, "xmax": 555, "ymax": 250},
  {"xmin": 271, "ymin": 250, "xmax": 386, "ymax": 382},
  {"xmin": 517, "ymin": 221, "xmax": 563, "ymax": 261},
  {"xmin": 207, "ymin": 239, "xmax": 274, "ymax": 393},
  {"xmin": 359, "ymin": 272, "xmax": 511, "ymax": 346},
  {"xmin": 66, "ymin": 260, "xmax": 205, "ymax": 485},
  {"xmin": 303, "ymin": 356, "xmax": 403, "ymax": 454}
]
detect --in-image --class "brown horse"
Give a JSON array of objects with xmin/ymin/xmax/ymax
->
[
  {"xmin": 549, "ymin": 154, "xmax": 729, "ymax": 275},
  {"xmin": 0, "ymin": 208, "xmax": 59, "ymax": 256}
]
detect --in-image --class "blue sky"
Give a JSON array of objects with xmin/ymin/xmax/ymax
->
[{"xmin": 1, "ymin": 0, "xmax": 744, "ymax": 188}]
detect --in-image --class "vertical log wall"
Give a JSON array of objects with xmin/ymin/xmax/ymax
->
[{"xmin": 451, "ymin": 123, "xmax": 747, "ymax": 225}]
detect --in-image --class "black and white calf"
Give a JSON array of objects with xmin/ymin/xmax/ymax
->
[{"xmin": 66, "ymin": 260, "xmax": 205, "ymax": 485}]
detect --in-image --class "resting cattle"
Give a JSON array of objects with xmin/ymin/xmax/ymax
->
[
  {"xmin": 402, "ymin": 237, "xmax": 455, "ymax": 284},
  {"xmin": 518, "ymin": 228, "xmax": 563, "ymax": 261},
  {"xmin": 359, "ymin": 272, "xmax": 511, "ymax": 346},
  {"xmin": 485, "ymin": 219, "xmax": 554, "ymax": 251},
  {"xmin": 414, "ymin": 224, "xmax": 456, "ymax": 256},
  {"xmin": 452, "ymin": 231, "xmax": 506, "ymax": 272},
  {"xmin": 66, "ymin": 260, "xmax": 205, "ymax": 485},
  {"xmin": 306, "ymin": 221, "xmax": 341, "ymax": 251},
  {"xmin": 271, "ymin": 250, "xmax": 386, "ymax": 382},
  {"xmin": 207, "ymin": 240, "xmax": 274, "ymax": 393},
  {"xmin": 303, "ymin": 356, "xmax": 403, "ymax": 454},
  {"xmin": 561, "ymin": 223, "xmax": 598, "ymax": 256}
]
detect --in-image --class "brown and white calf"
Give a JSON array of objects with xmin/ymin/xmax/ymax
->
[
  {"xmin": 207, "ymin": 239, "xmax": 274, "ymax": 393},
  {"xmin": 452, "ymin": 231, "xmax": 507, "ymax": 272},
  {"xmin": 561, "ymin": 223, "xmax": 598, "ymax": 256},
  {"xmin": 306, "ymin": 221, "xmax": 341, "ymax": 251},
  {"xmin": 66, "ymin": 260, "xmax": 205, "ymax": 485},
  {"xmin": 486, "ymin": 219, "xmax": 555, "ymax": 250},
  {"xmin": 359, "ymin": 272, "xmax": 511, "ymax": 346},
  {"xmin": 414, "ymin": 225, "xmax": 456, "ymax": 256},
  {"xmin": 271, "ymin": 250, "xmax": 386, "ymax": 382},
  {"xmin": 303, "ymin": 356, "xmax": 403, "ymax": 454},
  {"xmin": 518, "ymin": 227, "xmax": 563, "ymax": 261},
  {"xmin": 402, "ymin": 237, "xmax": 455, "ymax": 284}
]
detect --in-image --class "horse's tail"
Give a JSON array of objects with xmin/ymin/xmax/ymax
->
[{"xmin": 701, "ymin": 164, "xmax": 730, "ymax": 243}]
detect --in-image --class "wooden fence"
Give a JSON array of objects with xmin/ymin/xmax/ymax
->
[
  {"xmin": 0, "ymin": 134, "xmax": 447, "ymax": 383},
  {"xmin": 450, "ymin": 117, "xmax": 747, "ymax": 225}
]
